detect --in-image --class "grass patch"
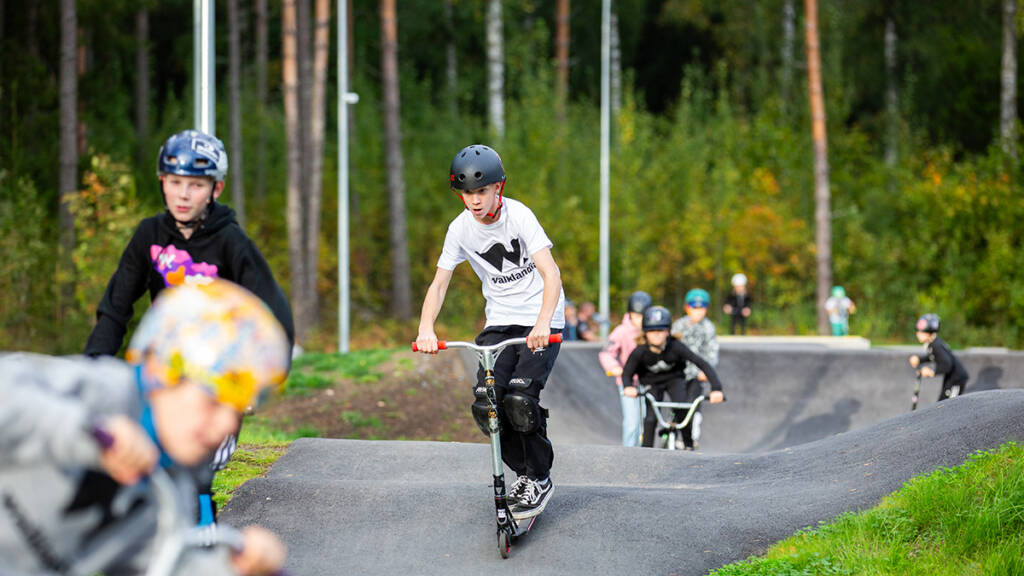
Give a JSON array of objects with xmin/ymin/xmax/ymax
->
[
  {"xmin": 212, "ymin": 416, "xmax": 324, "ymax": 507},
  {"xmin": 283, "ymin": 349, "xmax": 394, "ymax": 395},
  {"xmin": 709, "ymin": 442, "xmax": 1024, "ymax": 576}
]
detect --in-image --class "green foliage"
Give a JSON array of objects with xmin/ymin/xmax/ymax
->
[{"xmin": 709, "ymin": 443, "xmax": 1024, "ymax": 576}]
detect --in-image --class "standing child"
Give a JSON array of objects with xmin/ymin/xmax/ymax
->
[
  {"xmin": 722, "ymin": 273, "xmax": 752, "ymax": 335},
  {"xmin": 598, "ymin": 291, "xmax": 652, "ymax": 447},
  {"xmin": 83, "ymin": 129, "xmax": 295, "ymax": 525},
  {"xmin": 908, "ymin": 313, "xmax": 969, "ymax": 401},
  {"xmin": 621, "ymin": 306, "xmax": 725, "ymax": 449},
  {"xmin": 415, "ymin": 144, "xmax": 565, "ymax": 520},
  {"xmin": 670, "ymin": 288, "xmax": 719, "ymax": 450},
  {"xmin": 824, "ymin": 285, "xmax": 856, "ymax": 336}
]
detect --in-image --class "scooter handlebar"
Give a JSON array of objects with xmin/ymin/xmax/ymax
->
[{"xmin": 412, "ymin": 333, "xmax": 562, "ymax": 352}]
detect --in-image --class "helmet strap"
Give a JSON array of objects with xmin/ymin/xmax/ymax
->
[{"xmin": 485, "ymin": 180, "xmax": 506, "ymax": 219}]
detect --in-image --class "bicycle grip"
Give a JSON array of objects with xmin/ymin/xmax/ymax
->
[
  {"xmin": 411, "ymin": 341, "xmax": 448, "ymax": 352},
  {"xmin": 90, "ymin": 426, "xmax": 115, "ymax": 451}
]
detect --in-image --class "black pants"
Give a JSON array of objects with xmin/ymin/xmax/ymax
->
[
  {"xmin": 641, "ymin": 378, "xmax": 690, "ymax": 448},
  {"xmin": 475, "ymin": 325, "xmax": 561, "ymax": 480},
  {"xmin": 730, "ymin": 314, "xmax": 747, "ymax": 335},
  {"xmin": 939, "ymin": 376, "xmax": 967, "ymax": 401}
]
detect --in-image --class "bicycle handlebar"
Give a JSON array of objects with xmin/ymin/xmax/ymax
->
[{"xmin": 412, "ymin": 333, "xmax": 562, "ymax": 352}]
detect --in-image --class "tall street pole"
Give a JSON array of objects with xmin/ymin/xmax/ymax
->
[
  {"xmin": 194, "ymin": 0, "xmax": 215, "ymax": 134},
  {"xmin": 599, "ymin": 0, "xmax": 611, "ymax": 339}
]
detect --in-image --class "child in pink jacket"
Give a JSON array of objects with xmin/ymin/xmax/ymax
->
[{"xmin": 598, "ymin": 291, "xmax": 651, "ymax": 446}]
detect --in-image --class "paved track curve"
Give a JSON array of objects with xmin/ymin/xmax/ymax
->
[{"xmin": 222, "ymin": 343, "xmax": 1024, "ymax": 575}]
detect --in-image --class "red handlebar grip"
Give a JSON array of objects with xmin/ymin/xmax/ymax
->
[
  {"xmin": 411, "ymin": 341, "xmax": 447, "ymax": 351},
  {"xmin": 548, "ymin": 333, "xmax": 563, "ymax": 344}
]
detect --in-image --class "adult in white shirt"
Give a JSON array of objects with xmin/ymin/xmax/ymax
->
[{"xmin": 415, "ymin": 144, "xmax": 565, "ymax": 520}]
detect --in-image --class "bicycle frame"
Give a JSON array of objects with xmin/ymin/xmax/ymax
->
[{"xmin": 640, "ymin": 389, "xmax": 704, "ymax": 450}]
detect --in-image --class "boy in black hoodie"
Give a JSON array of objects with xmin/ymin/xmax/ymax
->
[
  {"xmin": 621, "ymin": 306, "xmax": 725, "ymax": 449},
  {"xmin": 84, "ymin": 129, "xmax": 294, "ymax": 525},
  {"xmin": 908, "ymin": 313, "xmax": 969, "ymax": 401}
]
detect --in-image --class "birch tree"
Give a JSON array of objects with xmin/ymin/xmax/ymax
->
[
  {"xmin": 134, "ymin": 6, "xmax": 149, "ymax": 172},
  {"xmin": 228, "ymin": 0, "xmax": 246, "ymax": 228},
  {"xmin": 59, "ymin": 0, "xmax": 77, "ymax": 323},
  {"xmin": 556, "ymin": 0, "xmax": 570, "ymax": 119},
  {"xmin": 1001, "ymin": 0, "xmax": 1018, "ymax": 160},
  {"xmin": 487, "ymin": 0, "xmax": 505, "ymax": 139},
  {"xmin": 884, "ymin": 8, "xmax": 899, "ymax": 168}
]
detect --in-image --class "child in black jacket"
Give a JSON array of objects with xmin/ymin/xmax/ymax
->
[
  {"xmin": 909, "ymin": 313, "xmax": 969, "ymax": 401},
  {"xmin": 621, "ymin": 306, "xmax": 725, "ymax": 449}
]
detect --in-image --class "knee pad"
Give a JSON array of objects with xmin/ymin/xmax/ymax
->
[
  {"xmin": 471, "ymin": 385, "xmax": 495, "ymax": 437},
  {"xmin": 502, "ymin": 379, "xmax": 548, "ymax": 433}
]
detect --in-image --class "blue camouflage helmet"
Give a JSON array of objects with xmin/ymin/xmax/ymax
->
[
  {"xmin": 685, "ymin": 289, "xmax": 711, "ymax": 307},
  {"xmin": 157, "ymin": 130, "xmax": 229, "ymax": 182},
  {"xmin": 641, "ymin": 305, "xmax": 673, "ymax": 332},
  {"xmin": 627, "ymin": 291, "xmax": 652, "ymax": 314}
]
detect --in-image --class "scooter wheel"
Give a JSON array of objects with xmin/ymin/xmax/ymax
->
[{"xmin": 498, "ymin": 530, "xmax": 511, "ymax": 559}]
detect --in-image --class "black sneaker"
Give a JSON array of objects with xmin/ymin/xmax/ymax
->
[
  {"xmin": 506, "ymin": 475, "xmax": 530, "ymax": 504},
  {"xmin": 511, "ymin": 477, "xmax": 553, "ymax": 520}
]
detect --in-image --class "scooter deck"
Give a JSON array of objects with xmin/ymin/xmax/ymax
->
[{"xmin": 509, "ymin": 514, "xmax": 537, "ymax": 537}]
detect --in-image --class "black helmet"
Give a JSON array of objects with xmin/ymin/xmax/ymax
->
[
  {"xmin": 915, "ymin": 313, "xmax": 940, "ymax": 333},
  {"xmin": 627, "ymin": 291, "xmax": 652, "ymax": 314},
  {"xmin": 449, "ymin": 145, "xmax": 506, "ymax": 191},
  {"xmin": 641, "ymin": 306, "xmax": 672, "ymax": 332}
]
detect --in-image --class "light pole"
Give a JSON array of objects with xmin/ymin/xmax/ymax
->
[{"xmin": 194, "ymin": 0, "xmax": 215, "ymax": 134}]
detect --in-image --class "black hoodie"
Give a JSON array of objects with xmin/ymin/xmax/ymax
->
[{"xmin": 85, "ymin": 203, "xmax": 295, "ymax": 356}]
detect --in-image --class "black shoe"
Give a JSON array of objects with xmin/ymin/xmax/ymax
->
[
  {"xmin": 511, "ymin": 478, "xmax": 553, "ymax": 520},
  {"xmin": 506, "ymin": 475, "xmax": 530, "ymax": 504}
]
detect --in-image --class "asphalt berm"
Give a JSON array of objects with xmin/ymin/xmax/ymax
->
[{"xmin": 222, "ymin": 343, "xmax": 1024, "ymax": 575}]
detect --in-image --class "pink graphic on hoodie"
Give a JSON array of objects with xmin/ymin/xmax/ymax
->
[{"xmin": 150, "ymin": 244, "xmax": 219, "ymax": 287}]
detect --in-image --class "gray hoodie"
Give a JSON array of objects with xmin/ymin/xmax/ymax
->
[{"xmin": 0, "ymin": 353, "xmax": 233, "ymax": 575}]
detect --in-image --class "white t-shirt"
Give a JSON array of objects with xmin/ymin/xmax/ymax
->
[{"xmin": 437, "ymin": 197, "xmax": 566, "ymax": 329}]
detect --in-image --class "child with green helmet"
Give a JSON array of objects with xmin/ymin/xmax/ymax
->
[
  {"xmin": 824, "ymin": 286, "xmax": 856, "ymax": 336},
  {"xmin": 670, "ymin": 288, "xmax": 719, "ymax": 450}
]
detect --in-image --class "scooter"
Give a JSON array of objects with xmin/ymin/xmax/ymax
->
[{"xmin": 413, "ymin": 333, "xmax": 562, "ymax": 559}]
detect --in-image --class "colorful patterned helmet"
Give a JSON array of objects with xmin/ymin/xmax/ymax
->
[
  {"xmin": 915, "ymin": 313, "xmax": 941, "ymax": 334},
  {"xmin": 641, "ymin": 305, "xmax": 673, "ymax": 332},
  {"xmin": 157, "ymin": 130, "xmax": 229, "ymax": 182},
  {"xmin": 731, "ymin": 273, "xmax": 747, "ymax": 287},
  {"xmin": 831, "ymin": 285, "xmax": 846, "ymax": 298},
  {"xmin": 685, "ymin": 289, "xmax": 711, "ymax": 308},
  {"xmin": 627, "ymin": 291, "xmax": 652, "ymax": 314},
  {"xmin": 127, "ymin": 280, "xmax": 289, "ymax": 411}
]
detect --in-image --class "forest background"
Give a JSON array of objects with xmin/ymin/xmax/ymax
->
[{"xmin": 1, "ymin": 0, "xmax": 1022, "ymax": 354}]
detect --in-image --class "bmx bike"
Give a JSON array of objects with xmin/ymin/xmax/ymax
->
[
  {"xmin": 91, "ymin": 427, "xmax": 288, "ymax": 576},
  {"xmin": 412, "ymin": 333, "xmax": 562, "ymax": 559},
  {"xmin": 637, "ymin": 386, "xmax": 706, "ymax": 450}
]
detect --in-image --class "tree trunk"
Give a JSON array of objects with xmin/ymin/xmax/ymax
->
[
  {"xmin": 304, "ymin": 0, "xmax": 331, "ymax": 329},
  {"xmin": 59, "ymin": 0, "xmax": 77, "ymax": 324},
  {"xmin": 255, "ymin": 0, "xmax": 268, "ymax": 202},
  {"xmin": 781, "ymin": 0, "xmax": 795, "ymax": 106},
  {"xmin": 884, "ymin": 11, "xmax": 898, "ymax": 168},
  {"xmin": 486, "ymin": 0, "xmax": 504, "ymax": 139},
  {"xmin": 444, "ymin": 0, "xmax": 457, "ymax": 117},
  {"xmin": 283, "ymin": 0, "xmax": 309, "ymax": 344},
  {"xmin": 555, "ymin": 0, "xmax": 569, "ymax": 119},
  {"xmin": 228, "ymin": 0, "xmax": 246, "ymax": 229},
  {"xmin": 1000, "ymin": 0, "xmax": 1018, "ymax": 160},
  {"xmin": 134, "ymin": 8, "xmax": 150, "ymax": 172},
  {"xmin": 803, "ymin": 0, "xmax": 832, "ymax": 335},
  {"xmin": 380, "ymin": 0, "xmax": 412, "ymax": 320}
]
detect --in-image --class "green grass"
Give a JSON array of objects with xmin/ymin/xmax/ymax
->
[
  {"xmin": 709, "ymin": 442, "xmax": 1024, "ymax": 576},
  {"xmin": 212, "ymin": 417, "xmax": 324, "ymax": 508},
  {"xmin": 282, "ymin": 349, "xmax": 395, "ymax": 395}
]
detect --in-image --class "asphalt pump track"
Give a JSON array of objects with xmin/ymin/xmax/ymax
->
[{"xmin": 222, "ymin": 343, "xmax": 1024, "ymax": 575}]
